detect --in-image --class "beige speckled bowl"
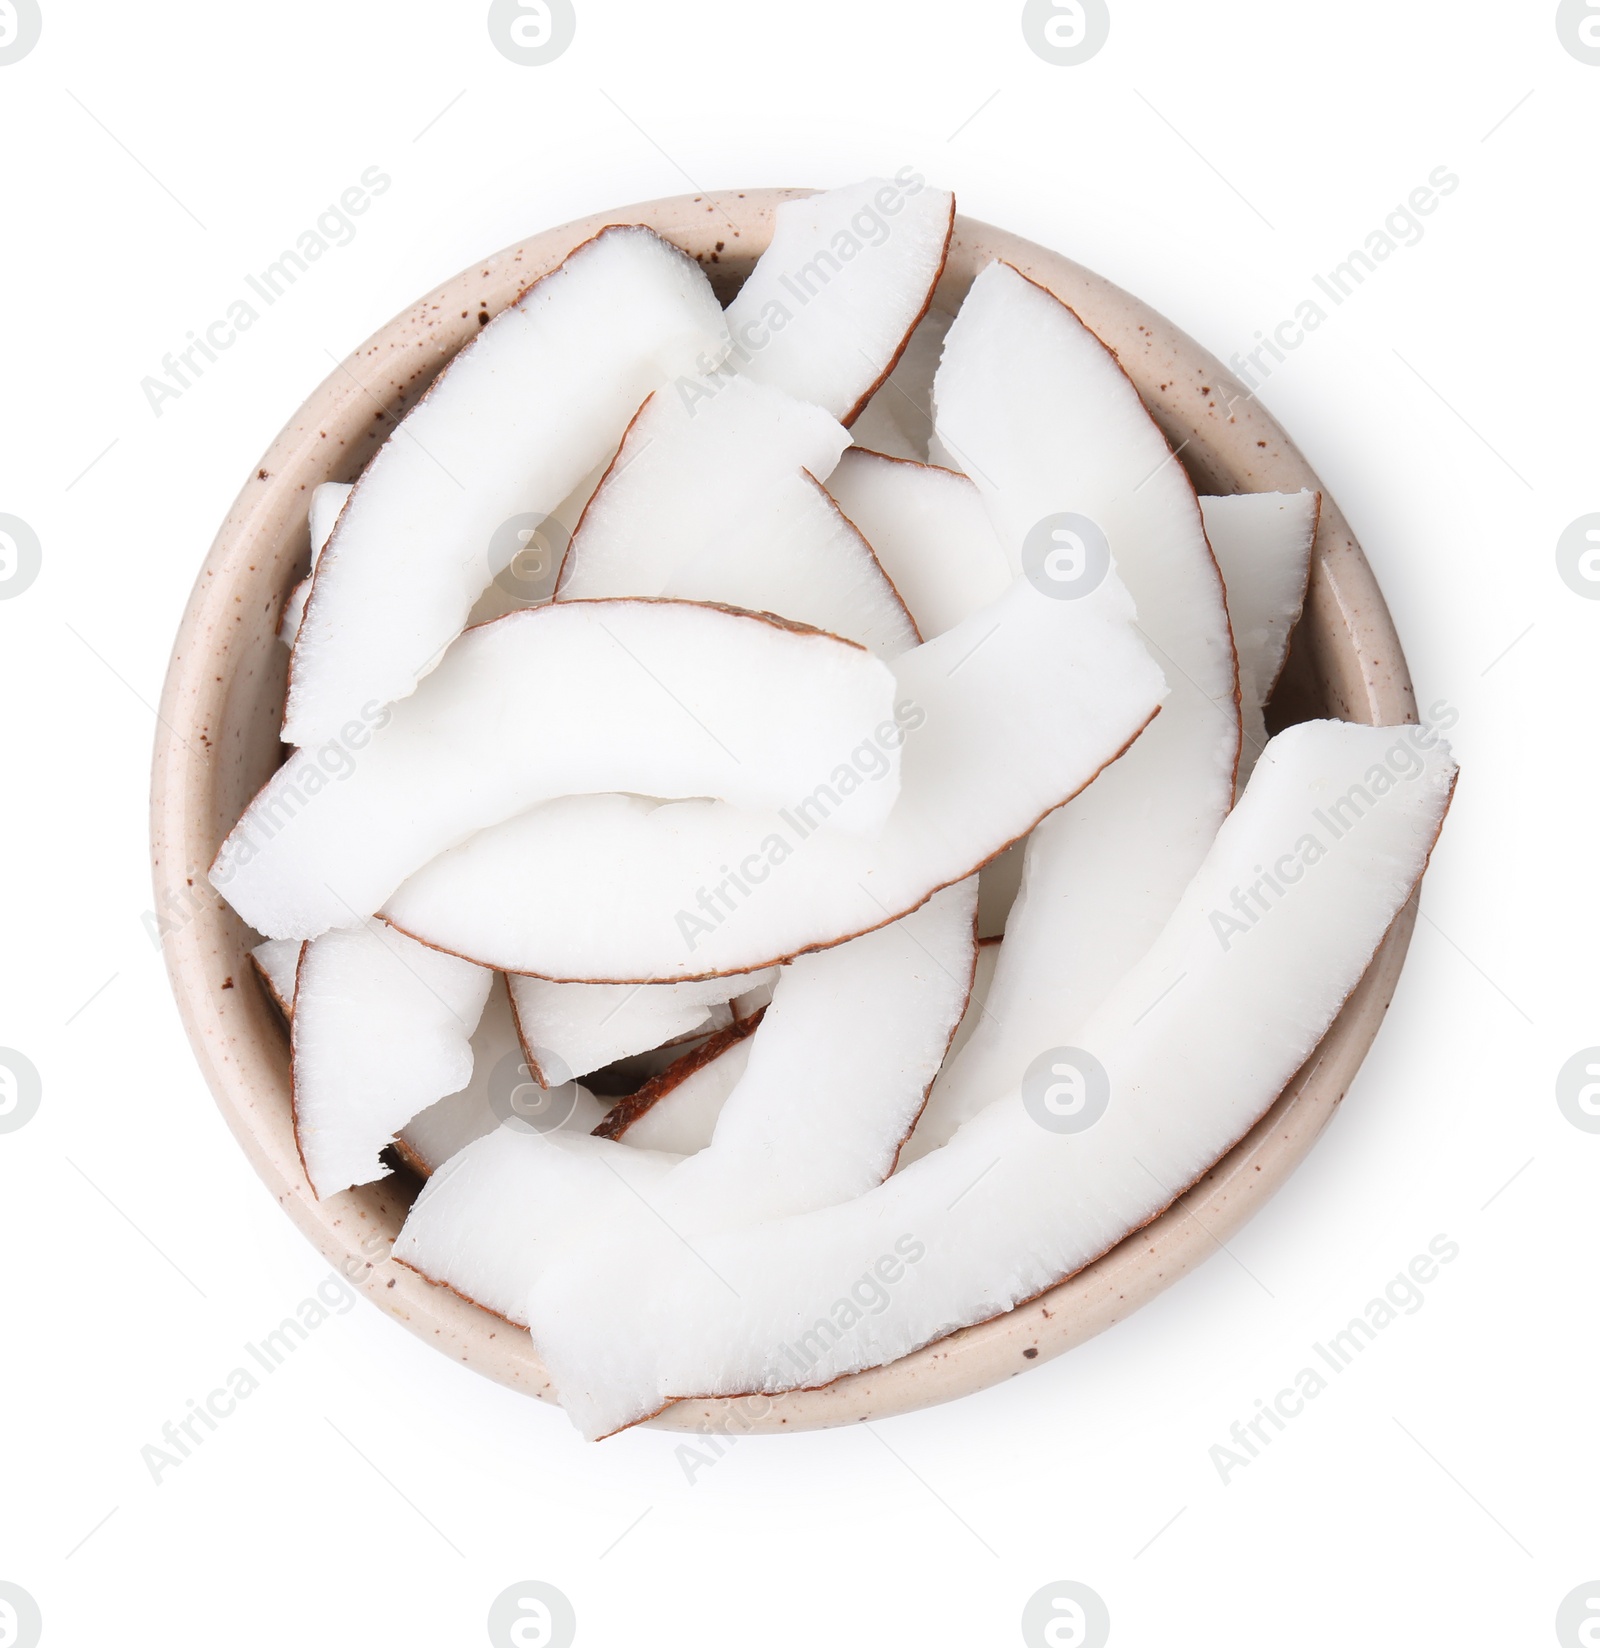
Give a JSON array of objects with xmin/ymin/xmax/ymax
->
[{"xmin": 151, "ymin": 191, "xmax": 1418, "ymax": 1434}]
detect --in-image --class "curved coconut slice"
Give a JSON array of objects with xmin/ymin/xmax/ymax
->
[
  {"xmin": 290, "ymin": 920, "xmax": 493, "ymax": 1197},
  {"xmin": 395, "ymin": 977, "xmax": 608, "ymax": 1177},
  {"xmin": 825, "ymin": 448, "xmax": 1009, "ymax": 639},
  {"xmin": 904, "ymin": 260, "xmax": 1239, "ymax": 1159},
  {"xmin": 555, "ymin": 377, "xmax": 917, "ymax": 658},
  {"xmin": 279, "ymin": 482, "xmax": 353, "ymax": 647},
  {"xmin": 722, "ymin": 178, "xmax": 955, "ymax": 424},
  {"xmin": 847, "ymin": 305, "xmax": 954, "ymax": 462},
  {"xmin": 506, "ymin": 964, "xmax": 776, "ymax": 1086},
  {"xmin": 597, "ymin": 1021, "xmax": 760, "ymax": 1154},
  {"xmin": 1201, "ymin": 491, "xmax": 1320, "ymax": 784},
  {"xmin": 214, "ymin": 599, "xmax": 901, "ymax": 941},
  {"xmin": 382, "ymin": 572, "xmax": 1166, "ymax": 981},
  {"xmin": 525, "ymin": 719, "xmax": 1457, "ymax": 1438},
  {"xmin": 249, "ymin": 937, "xmax": 302, "ymax": 1017},
  {"xmin": 394, "ymin": 883, "xmax": 978, "ymax": 1320},
  {"xmin": 283, "ymin": 226, "xmax": 731, "ymax": 747}
]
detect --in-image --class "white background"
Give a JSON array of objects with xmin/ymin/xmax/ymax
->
[{"xmin": 1, "ymin": 2, "xmax": 1595, "ymax": 1643}]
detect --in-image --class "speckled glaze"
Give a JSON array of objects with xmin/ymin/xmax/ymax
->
[{"xmin": 151, "ymin": 191, "xmax": 1419, "ymax": 1434}]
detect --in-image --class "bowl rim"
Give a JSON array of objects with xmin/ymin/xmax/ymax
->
[{"xmin": 151, "ymin": 188, "xmax": 1419, "ymax": 1435}]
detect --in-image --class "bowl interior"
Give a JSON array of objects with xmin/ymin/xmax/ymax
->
[{"xmin": 152, "ymin": 191, "xmax": 1417, "ymax": 1433}]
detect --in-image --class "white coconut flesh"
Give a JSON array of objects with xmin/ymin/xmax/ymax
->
[
  {"xmin": 282, "ymin": 225, "xmax": 731, "ymax": 748},
  {"xmin": 212, "ymin": 599, "xmax": 902, "ymax": 942},
  {"xmin": 209, "ymin": 181, "xmax": 1456, "ymax": 1441},
  {"xmin": 523, "ymin": 719, "xmax": 1457, "ymax": 1438},
  {"xmin": 847, "ymin": 305, "xmax": 954, "ymax": 462},
  {"xmin": 290, "ymin": 920, "xmax": 493, "ymax": 1198},
  {"xmin": 903, "ymin": 260, "xmax": 1240, "ymax": 1159},
  {"xmin": 825, "ymin": 448, "xmax": 1010, "ymax": 640},
  {"xmin": 1201, "ymin": 490, "xmax": 1320, "ymax": 783},
  {"xmin": 555, "ymin": 375, "xmax": 918, "ymax": 657},
  {"xmin": 721, "ymin": 178, "xmax": 955, "ymax": 424},
  {"xmin": 278, "ymin": 481, "xmax": 353, "ymax": 646},
  {"xmin": 505, "ymin": 965, "xmax": 777, "ymax": 1086},
  {"xmin": 393, "ymin": 881, "xmax": 979, "ymax": 1321},
  {"xmin": 380, "ymin": 569, "xmax": 1166, "ymax": 981}
]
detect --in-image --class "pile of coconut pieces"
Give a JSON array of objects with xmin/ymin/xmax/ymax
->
[{"xmin": 217, "ymin": 178, "xmax": 1456, "ymax": 1440}]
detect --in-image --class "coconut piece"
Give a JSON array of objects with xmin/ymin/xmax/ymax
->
[
  {"xmin": 825, "ymin": 449, "xmax": 1010, "ymax": 640},
  {"xmin": 290, "ymin": 920, "xmax": 493, "ymax": 1197},
  {"xmin": 598, "ymin": 1022, "xmax": 760, "ymax": 1154},
  {"xmin": 847, "ymin": 306, "xmax": 954, "ymax": 462},
  {"xmin": 395, "ymin": 883, "xmax": 980, "ymax": 1320},
  {"xmin": 526, "ymin": 719, "xmax": 1457, "ymax": 1438},
  {"xmin": 722, "ymin": 178, "xmax": 955, "ymax": 424},
  {"xmin": 593, "ymin": 1015, "xmax": 762, "ymax": 1141},
  {"xmin": 282, "ymin": 226, "xmax": 730, "ymax": 747},
  {"xmin": 555, "ymin": 377, "xmax": 917, "ymax": 657},
  {"xmin": 249, "ymin": 938, "xmax": 303, "ymax": 1017},
  {"xmin": 1201, "ymin": 491, "xmax": 1320, "ymax": 783},
  {"xmin": 394, "ymin": 977, "xmax": 607, "ymax": 1177},
  {"xmin": 279, "ymin": 482, "xmax": 353, "ymax": 646},
  {"xmin": 506, "ymin": 965, "xmax": 776, "ymax": 1085},
  {"xmin": 213, "ymin": 599, "xmax": 902, "ymax": 942},
  {"xmin": 382, "ymin": 570, "xmax": 1166, "ymax": 981},
  {"xmin": 903, "ymin": 260, "xmax": 1239, "ymax": 1159}
]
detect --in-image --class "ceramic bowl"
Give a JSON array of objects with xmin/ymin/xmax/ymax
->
[{"xmin": 151, "ymin": 190, "xmax": 1418, "ymax": 1433}]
